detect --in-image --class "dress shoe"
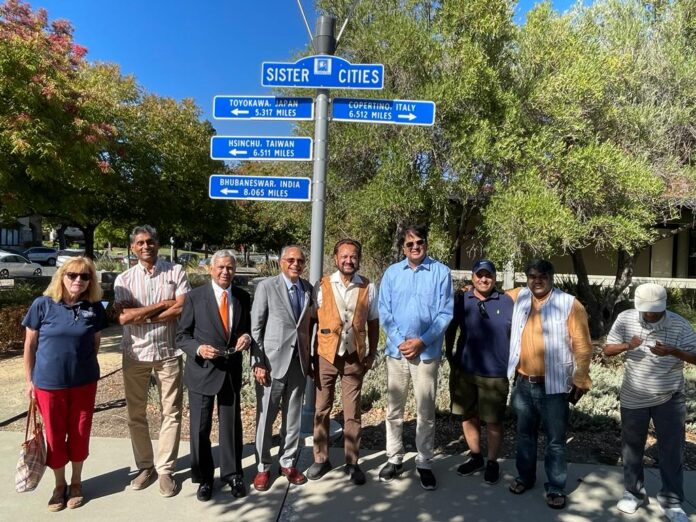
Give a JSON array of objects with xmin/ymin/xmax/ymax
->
[
  {"xmin": 279, "ymin": 466, "xmax": 307, "ymax": 485},
  {"xmin": 130, "ymin": 466, "xmax": 156, "ymax": 490},
  {"xmin": 228, "ymin": 476, "xmax": 246, "ymax": 498},
  {"xmin": 196, "ymin": 482, "xmax": 213, "ymax": 502},
  {"xmin": 253, "ymin": 471, "xmax": 271, "ymax": 492},
  {"xmin": 306, "ymin": 460, "xmax": 332, "ymax": 481},
  {"xmin": 345, "ymin": 464, "xmax": 366, "ymax": 485}
]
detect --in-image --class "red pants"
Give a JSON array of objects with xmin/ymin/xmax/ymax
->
[{"xmin": 34, "ymin": 381, "xmax": 98, "ymax": 469}]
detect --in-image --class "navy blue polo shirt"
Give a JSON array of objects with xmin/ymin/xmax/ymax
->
[
  {"xmin": 451, "ymin": 289, "xmax": 513, "ymax": 377},
  {"xmin": 22, "ymin": 296, "xmax": 108, "ymax": 389}
]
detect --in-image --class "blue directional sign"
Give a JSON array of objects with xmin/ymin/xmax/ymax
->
[
  {"xmin": 213, "ymin": 95, "xmax": 314, "ymax": 121},
  {"xmin": 332, "ymin": 98, "xmax": 436, "ymax": 126},
  {"xmin": 262, "ymin": 55, "xmax": 383, "ymax": 90},
  {"xmin": 209, "ymin": 175, "xmax": 311, "ymax": 202},
  {"xmin": 210, "ymin": 136, "xmax": 313, "ymax": 161}
]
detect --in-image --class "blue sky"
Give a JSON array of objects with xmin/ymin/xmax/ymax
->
[{"xmin": 33, "ymin": 0, "xmax": 580, "ymax": 136}]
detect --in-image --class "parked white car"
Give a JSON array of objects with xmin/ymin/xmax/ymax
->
[
  {"xmin": 23, "ymin": 246, "xmax": 59, "ymax": 266},
  {"xmin": 56, "ymin": 248, "xmax": 85, "ymax": 267},
  {"xmin": 0, "ymin": 253, "xmax": 42, "ymax": 278}
]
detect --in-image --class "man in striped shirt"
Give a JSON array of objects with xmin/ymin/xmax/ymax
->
[
  {"xmin": 506, "ymin": 259, "xmax": 593, "ymax": 510},
  {"xmin": 114, "ymin": 225, "xmax": 190, "ymax": 497},
  {"xmin": 604, "ymin": 283, "xmax": 696, "ymax": 522}
]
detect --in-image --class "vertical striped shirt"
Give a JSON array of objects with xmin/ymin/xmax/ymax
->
[
  {"xmin": 114, "ymin": 260, "xmax": 190, "ymax": 361},
  {"xmin": 606, "ymin": 309, "xmax": 696, "ymax": 409}
]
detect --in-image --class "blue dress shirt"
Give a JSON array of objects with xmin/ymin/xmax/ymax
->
[{"xmin": 378, "ymin": 256, "xmax": 454, "ymax": 361}]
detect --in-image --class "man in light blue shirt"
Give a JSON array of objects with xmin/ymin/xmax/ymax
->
[{"xmin": 378, "ymin": 224, "xmax": 453, "ymax": 491}]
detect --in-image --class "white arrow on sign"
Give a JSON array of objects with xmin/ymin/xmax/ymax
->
[
  {"xmin": 397, "ymin": 113, "xmax": 417, "ymax": 121},
  {"xmin": 220, "ymin": 188, "xmax": 239, "ymax": 195},
  {"xmin": 231, "ymin": 108, "xmax": 249, "ymax": 116},
  {"xmin": 228, "ymin": 148, "xmax": 248, "ymax": 156}
]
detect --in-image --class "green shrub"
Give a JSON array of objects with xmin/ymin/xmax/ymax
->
[
  {"xmin": 0, "ymin": 304, "xmax": 29, "ymax": 352},
  {"xmin": 0, "ymin": 281, "xmax": 42, "ymax": 308}
]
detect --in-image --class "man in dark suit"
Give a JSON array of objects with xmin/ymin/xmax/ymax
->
[
  {"xmin": 250, "ymin": 245, "xmax": 313, "ymax": 492},
  {"xmin": 176, "ymin": 250, "xmax": 251, "ymax": 502}
]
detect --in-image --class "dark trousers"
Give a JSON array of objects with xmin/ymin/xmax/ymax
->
[
  {"xmin": 621, "ymin": 391, "xmax": 685, "ymax": 507},
  {"xmin": 313, "ymin": 351, "xmax": 365, "ymax": 465},
  {"xmin": 188, "ymin": 371, "xmax": 243, "ymax": 484},
  {"xmin": 511, "ymin": 378, "xmax": 569, "ymax": 494}
]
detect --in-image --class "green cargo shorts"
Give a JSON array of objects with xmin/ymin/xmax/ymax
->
[{"xmin": 449, "ymin": 366, "xmax": 509, "ymax": 423}]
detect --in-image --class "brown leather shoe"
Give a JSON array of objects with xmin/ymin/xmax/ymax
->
[
  {"xmin": 130, "ymin": 466, "xmax": 156, "ymax": 490},
  {"xmin": 279, "ymin": 466, "xmax": 307, "ymax": 485},
  {"xmin": 48, "ymin": 485, "xmax": 67, "ymax": 512},
  {"xmin": 66, "ymin": 483, "xmax": 84, "ymax": 509},
  {"xmin": 253, "ymin": 471, "xmax": 271, "ymax": 492}
]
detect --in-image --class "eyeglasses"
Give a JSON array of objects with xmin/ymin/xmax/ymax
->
[
  {"xmin": 65, "ymin": 272, "xmax": 90, "ymax": 281},
  {"xmin": 477, "ymin": 300, "xmax": 489, "ymax": 318},
  {"xmin": 283, "ymin": 257, "xmax": 306, "ymax": 265},
  {"xmin": 404, "ymin": 239, "xmax": 426, "ymax": 248}
]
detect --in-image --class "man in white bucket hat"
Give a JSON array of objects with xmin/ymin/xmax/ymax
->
[{"xmin": 604, "ymin": 283, "xmax": 696, "ymax": 522}]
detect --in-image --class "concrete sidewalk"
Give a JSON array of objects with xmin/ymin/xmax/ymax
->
[{"xmin": 1, "ymin": 432, "xmax": 694, "ymax": 522}]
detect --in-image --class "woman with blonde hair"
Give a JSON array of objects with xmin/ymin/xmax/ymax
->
[{"xmin": 22, "ymin": 256, "xmax": 108, "ymax": 511}]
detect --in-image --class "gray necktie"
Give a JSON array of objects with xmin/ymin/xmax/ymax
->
[{"xmin": 289, "ymin": 284, "xmax": 302, "ymax": 321}]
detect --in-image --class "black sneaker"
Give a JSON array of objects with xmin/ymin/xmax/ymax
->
[
  {"xmin": 484, "ymin": 460, "xmax": 500, "ymax": 485},
  {"xmin": 457, "ymin": 454, "xmax": 485, "ymax": 476},
  {"xmin": 306, "ymin": 460, "xmax": 332, "ymax": 481},
  {"xmin": 378, "ymin": 462, "xmax": 403, "ymax": 482},
  {"xmin": 345, "ymin": 464, "xmax": 366, "ymax": 485},
  {"xmin": 417, "ymin": 467, "xmax": 437, "ymax": 491}
]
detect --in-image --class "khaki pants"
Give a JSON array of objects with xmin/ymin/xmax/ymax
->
[
  {"xmin": 385, "ymin": 355, "xmax": 439, "ymax": 470},
  {"xmin": 313, "ymin": 352, "xmax": 365, "ymax": 465},
  {"xmin": 123, "ymin": 354, "xmax": 183, "ymax": 475}
]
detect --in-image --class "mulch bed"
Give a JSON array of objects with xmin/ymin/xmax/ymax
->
[{"xmin": 3, "ymin": 369, "xmax": 694, "ymax": 470}]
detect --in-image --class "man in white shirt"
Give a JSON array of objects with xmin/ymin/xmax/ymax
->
[
  {"xmin": 305, "ymin": 239, "xmax": 379, "ymax": 485},
  {"xmin": 604, "ymin": 283, "xmax": 696, "ymax": 522}
]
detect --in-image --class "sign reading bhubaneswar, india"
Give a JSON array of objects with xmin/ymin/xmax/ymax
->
[
  {"xmin": 262, "ymin": 55, "xmax": 383, "ymax": 90},
  {"xmin": 209, "ymin": 175, "xmax": 311, "ymax": 202},
  {"xmin": 210, "ymin": 136, "xmax": 313, "ymax": 161}
]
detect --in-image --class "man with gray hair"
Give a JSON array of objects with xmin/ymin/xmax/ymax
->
[
  {"xmin": 177, "ymin": 250, "xmax": 252, "ymax": 501},
  {"xmin": 114, "ymin": 225, "xmax": 190, "ymax": 497},
  {"xmin": 604, "ymin": 283, "xmax": 696, "ymax": 522},
  {"xmin": 251, "ymin": 245, "xmax": 313, "ymax": 491}
]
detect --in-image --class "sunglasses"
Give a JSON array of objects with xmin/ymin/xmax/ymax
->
[
  {"xmin": 404, "ymin": 239, "xmax": 426, "ymax": 248},
  {"xmin": 477, "ymin": 300, "xmax": 489, "ymax": 318},
  {"xmin": 65, "ymin": 272, "xmax": 90, "ymax": 281},
  {"xmin": 283, "ymin": 257, "xmax": 306, "ymax": 265}
]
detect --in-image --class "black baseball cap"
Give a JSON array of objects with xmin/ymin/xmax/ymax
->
[{"xmin": 472, "ymin": 259, "xmax": 496, "ymax": 275}]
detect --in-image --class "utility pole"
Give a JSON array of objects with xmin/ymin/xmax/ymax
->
[{"xmin": 301, "ymin": 15, "xmax": 336, "ymax": 434}]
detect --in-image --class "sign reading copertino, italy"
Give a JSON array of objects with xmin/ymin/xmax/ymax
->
[
  {"xmin": 331, "ymin": 97, "xmax": 436, "ymax": 126},
  {"xmin": 210, "ymin": 136, "xmax": 313, "ymax": 161},
  {"xmin": 209, "ymin": 174, "xmax": 311, "ymax": 201},
  {"xmin": 261, "ymin": 55, "xmax": 384, "ymax": 90}
]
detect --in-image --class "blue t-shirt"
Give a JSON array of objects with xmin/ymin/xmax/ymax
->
[
  {"xmin": 451, "ymin": 289, "xmax": 513, "ymax": 377},
  {"xmin": 22, "ymin": 296, "xmax": 108, "ymax": 389}
]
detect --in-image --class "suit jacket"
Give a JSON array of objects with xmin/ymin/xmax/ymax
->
[
  {"xmin": 251, "ymin": 274, "xmax": 313, "ymax": 379},
  {"xmin": 176, "ymin": 282, "xmax": 251, "ymax": 395}
]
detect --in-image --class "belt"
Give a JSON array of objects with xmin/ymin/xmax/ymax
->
[{"xmin": 517, "ymin": 373, "xmax": 545, "ymax": 385}]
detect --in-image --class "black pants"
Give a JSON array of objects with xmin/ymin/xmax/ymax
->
[{"xmin": 188, "ymin": 371, "xmax": 243, "ymax": 484}]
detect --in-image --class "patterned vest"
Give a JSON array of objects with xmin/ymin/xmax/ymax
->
[{"xmin": 507, "ymin": 287, "xmax": 575, "ymax": 394}]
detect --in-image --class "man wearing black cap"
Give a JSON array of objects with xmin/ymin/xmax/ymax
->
[{"xmin": 446, "ymin": 259, "xmax": 513, "ymax": 485}]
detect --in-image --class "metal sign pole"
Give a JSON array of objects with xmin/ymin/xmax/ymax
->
[{"xmin": 301, "ymin": 15, "xmax": 336, "ymax": 434}]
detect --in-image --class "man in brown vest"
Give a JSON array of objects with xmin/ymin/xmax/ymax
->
[{"xmin": 305, "ymin": 239, "xmax": 379, "ymax": 485}]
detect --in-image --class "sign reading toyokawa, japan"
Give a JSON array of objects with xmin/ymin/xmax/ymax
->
[
  {"xmin": 209, "ymin": 174, "xmax": 311, "ymax": 202},
  {"xmin": 262, "ymin": 55, "xmax": 384, "ymax": 90},
  {"xmin": 210, "ymin": 136, "xmax": 313, "ymax": 161},
  {"xmin": 213, "ymin": 95, "xmax": 314, "ymax": 121},
  {"xmin": 332, "ymin": 97, "xmax": 436, "ymax": 126}
]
